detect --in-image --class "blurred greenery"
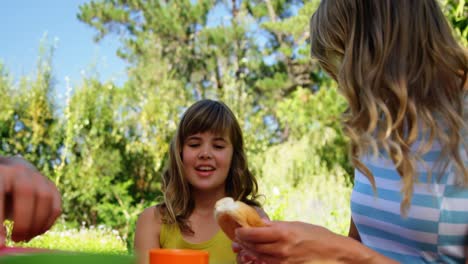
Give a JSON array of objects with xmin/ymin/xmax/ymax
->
[
  {"xmin": 441, "ymin": 0, "xmax": 468, "ymax": 46},
  {"xmin": 5, "ymin": 220, "xmax": 127, "ymax": 254},
  {"xmin": 1, "ymin": 0, "xmax": 466, "ymax": 254}
]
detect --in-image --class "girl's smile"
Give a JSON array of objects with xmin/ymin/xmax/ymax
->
[{"xmin": 195, "ymin": 164, "xmax": 216, "ymax": 177}]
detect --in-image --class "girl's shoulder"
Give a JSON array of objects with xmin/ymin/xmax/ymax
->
[
  {"xmin": 136, "ymin": 204, "xmax": 164, "ymax": 233},
  {"xmin": 134, "ymin": 204, "xmax": 165, "ymax": 256},
  {"xmin": 141, "ymin": 204, "xmax": 164, "ymax": 218}
]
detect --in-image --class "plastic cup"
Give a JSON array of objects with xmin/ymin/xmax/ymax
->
[{"xmin": 149, "ymin": 249, "xmax": 209, "ymax": 264}]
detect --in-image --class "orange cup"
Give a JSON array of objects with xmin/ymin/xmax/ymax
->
[{"xmin": 149, "ymin": 249, "xmax": 209, "ymax": 264}]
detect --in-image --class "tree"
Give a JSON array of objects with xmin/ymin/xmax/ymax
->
[
  {"xmin": 440, "ymin": 0, "xmax": 467, "ymax": 46},
  {"xmin": 0, "ymin": 40, "xmax": 61, "ymax": 177}
]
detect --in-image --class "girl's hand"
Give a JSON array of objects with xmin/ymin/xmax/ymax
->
[
  {"xmin": 0, "ymin": 156, "xmax": 62, "ymax": 246},
  {"xmin": 234, "ymin": 220, "xmax": 390, "ymax": 264}
]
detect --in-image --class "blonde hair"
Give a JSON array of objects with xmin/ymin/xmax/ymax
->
[
  {"xmin": 310, "ymin": 0, "xmax": 467, "ymax": 213},
  {"xmin": 159, "ymin": 99, "xmax": 261, "ymax": 234}
]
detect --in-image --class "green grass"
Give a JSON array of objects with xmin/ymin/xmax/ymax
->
[{"xmin": 5, "ymin": 222, "xmax": 128, "ymax": 254}]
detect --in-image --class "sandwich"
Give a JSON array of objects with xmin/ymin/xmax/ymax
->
[{"xmin": 214, "ymin": 197, "xmax": 266, "ymax": 240}]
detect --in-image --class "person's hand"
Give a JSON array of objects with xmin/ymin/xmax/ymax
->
[
  {"xmin": 233, "ymin": 211, "xmax": 272, "ymax": 264},
  {"xmin": 234, "ymin": 220, "xmax": 342, "ymax": 264},
  {"xmin": 0, "ymin": 156, "xmax": 62, "ymax": 246},
  {"xmin": 234, "ymin": 220, "xmax": 380, "ymax": 264},
  {"xmin": 234, "ymin": 242, "xmax": 259, "ymax": 264}
]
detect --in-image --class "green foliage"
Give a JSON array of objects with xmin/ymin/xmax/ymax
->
[
  {"xmin": 440, "ymin": 0, "xmax": 467, "ymax": 46},
  {"xmin": 277, "ymin": 86, "xmax": 353, "ymax": 174},
  {"xmin": 253, "ymin": 83, "xmax": 352, "ymax": 235},
  {"xmin": 0, "ymin": 63, "xmax": 15, "ymax": 150},
  {"xmin": 56, "ymin": 78, "xmax": 167, "ymax": 248},
  {"xmin": 0, "ymin": 38, "xmax": 61, "ymax": 178},
  {"xmin": 258, "ymin": 136, "xmax": 352, "ymax": 235},
  {"xmin": 261, "ymin": 1, "xmax": 319, "ymax": 41}
]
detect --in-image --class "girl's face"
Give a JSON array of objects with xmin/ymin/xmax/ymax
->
[{"xmin": 182, "ymin": 131, "xmax": 233, "ymax": 192}]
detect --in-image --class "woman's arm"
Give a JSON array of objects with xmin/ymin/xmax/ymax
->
[
  {"xmin": 235, "ymin": 220, "xmax": 398, "ymax": 264},
  {"xmin": 134, "ymin": 205, "xmax": 162, "ymax": 264}
]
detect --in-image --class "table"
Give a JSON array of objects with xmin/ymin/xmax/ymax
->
[{"xmin": 0, "ymin": 246, "xmax": 135, "ymax": 264}]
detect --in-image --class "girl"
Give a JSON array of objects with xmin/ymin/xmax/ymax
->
[
  {"xmin": 234, "ymin": 0, "xmax": 467, "ymax": 263},
  {"xmin": 134, "ymin": 99, "xmax": 268, "ymax": 264}
]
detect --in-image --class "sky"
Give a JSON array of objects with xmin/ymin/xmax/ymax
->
[
  {"xmin": 0, "ymin": 0, "xmax": 127, "ymax": 96},
  {"xmin": 0, "ymin": 1, "xmax": 274, "ymax": 99}
]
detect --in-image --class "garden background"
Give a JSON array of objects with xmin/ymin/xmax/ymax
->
[{"xmin": 2, "ymin": 0, "xmax": 466, "ymax": 254}]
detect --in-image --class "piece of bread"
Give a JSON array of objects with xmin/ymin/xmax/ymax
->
[{"xmin": 214, "ymin": 197, "xmax": 266, "ymax": 240}]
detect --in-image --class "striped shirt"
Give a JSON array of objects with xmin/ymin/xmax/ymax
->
[{"xmin": 351, "ymin": 141, "xmax": 468, "ymax": 263}]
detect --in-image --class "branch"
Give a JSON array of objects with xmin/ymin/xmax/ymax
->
[
  {"xmin": 264, "ymin": 0, "xmax": 277, "ymax": 22},
  {"xmin": 112, "ymin": 188, "xmax": 131, "ymax": 221}
]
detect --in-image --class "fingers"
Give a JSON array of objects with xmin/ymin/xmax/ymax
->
[
  {"xmin": 27, "ymin": 173, "xmax": 53, "ymax": 240},
  {"xmin": 233, "ymin": 241, "xmax": 242, "ymax": 253},
  {"xmin": 237, "ymin": 250, "xmax": 280, "ymax": 264},
  {"xmin": 235, "ymin": 225, "xmax": 283, "ymax": 244},
  {"xmin": 0, "ymin": 181, "xmax": 5, "ymax": 246},
  {"xmin": 234, "ymin": 239, "xmax": 284, "ymax": 264},
  {"xmin": 238, "ymin": 240, "xmax": 293, "ymax": 260},
  {"xmin": 0, "ymin": 157, "xmax": 62, "ymax": 243},
  {"xmin": 0, "ymin": 163, "xmax": 15, "ymax": 219},
  {"xmin": 12, "ymin": 172, "xmax": 61, "ymax": 242},
  {"xmin": 236, "ymin": 245, "xmax": 287, "ymax": 264},
  {"xmin": 235, "ymin": 222, "xmax": 296, "ymax": 259},
  {"xmin": 0, "ymin": 225, "xmax": 6, "ymax": 247},
  {"xmin": 41, "ymin": 180, "xmax": 62, "ymax": 234},
  {"xmin": 0, "ymin": 164, "xmax": 14, "ymax": 246},
  {"xmin": 11, "ymin": 167, "xmax": 35, "ymax": 242},
  {"xmin": 235, "ymin": 246, "xmax": 262, "ymax": 264},
  {"xmin": 251, "ymin": 254, "xmax": 283, "ymax": 264}
]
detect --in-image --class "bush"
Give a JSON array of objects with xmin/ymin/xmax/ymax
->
[
  {"xmin": 256, "ymin": 86, "xmax": 352, "ymax": 235},
  {"xmin": 262, "ymin": 170, "xmax": 352, "ymax": 234}
]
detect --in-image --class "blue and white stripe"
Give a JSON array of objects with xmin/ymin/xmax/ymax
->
[{"xmin": 351, "ymin": 143, "xmax": 468, "ymax": 263}]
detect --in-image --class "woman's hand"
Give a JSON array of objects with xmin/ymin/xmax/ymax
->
[
  {"xmin": 0, "ymin": 156, "xmax": 62, "ymax": 246},
  {"xmin": 234, "ymin": 220, "xmax": 391, "ymax": 264},
  {"xmin": 234, "ymin": 220, "xmax": 343, "ymax": 264},
  {"xmin": 234, "ymin": 242, "xmax": 261, "ymax": 264}
]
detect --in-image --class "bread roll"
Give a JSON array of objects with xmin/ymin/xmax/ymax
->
[{"xmin": 214, "ymin": 197, "xmax": 266, "ymax": 240}]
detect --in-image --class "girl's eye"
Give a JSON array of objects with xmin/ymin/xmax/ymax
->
[
  {"xmin": 187, "ymin": 143, "xmax": 200, "ymax": 148},
  {"xmin": 214, "ymin": 145, "xmax": 225, "ymax": 149}
]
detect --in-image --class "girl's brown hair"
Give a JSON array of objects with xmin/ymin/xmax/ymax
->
[
  {"xmin": 159, "ymin": 99, "xmax": 261, "ymax": 234},
  {"xmin": 310, "ymin": 0, "xmax": 467, "ymax": 213}
]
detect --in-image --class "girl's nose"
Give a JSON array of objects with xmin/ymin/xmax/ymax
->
[{"xmin": 198, "ymin": 149, "xmax": 212, "ymax": 159}]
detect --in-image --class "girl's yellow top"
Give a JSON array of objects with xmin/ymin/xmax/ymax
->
[{"xmin": 159, "ymin": 223, "xmax": 236, "ymax": 264}]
